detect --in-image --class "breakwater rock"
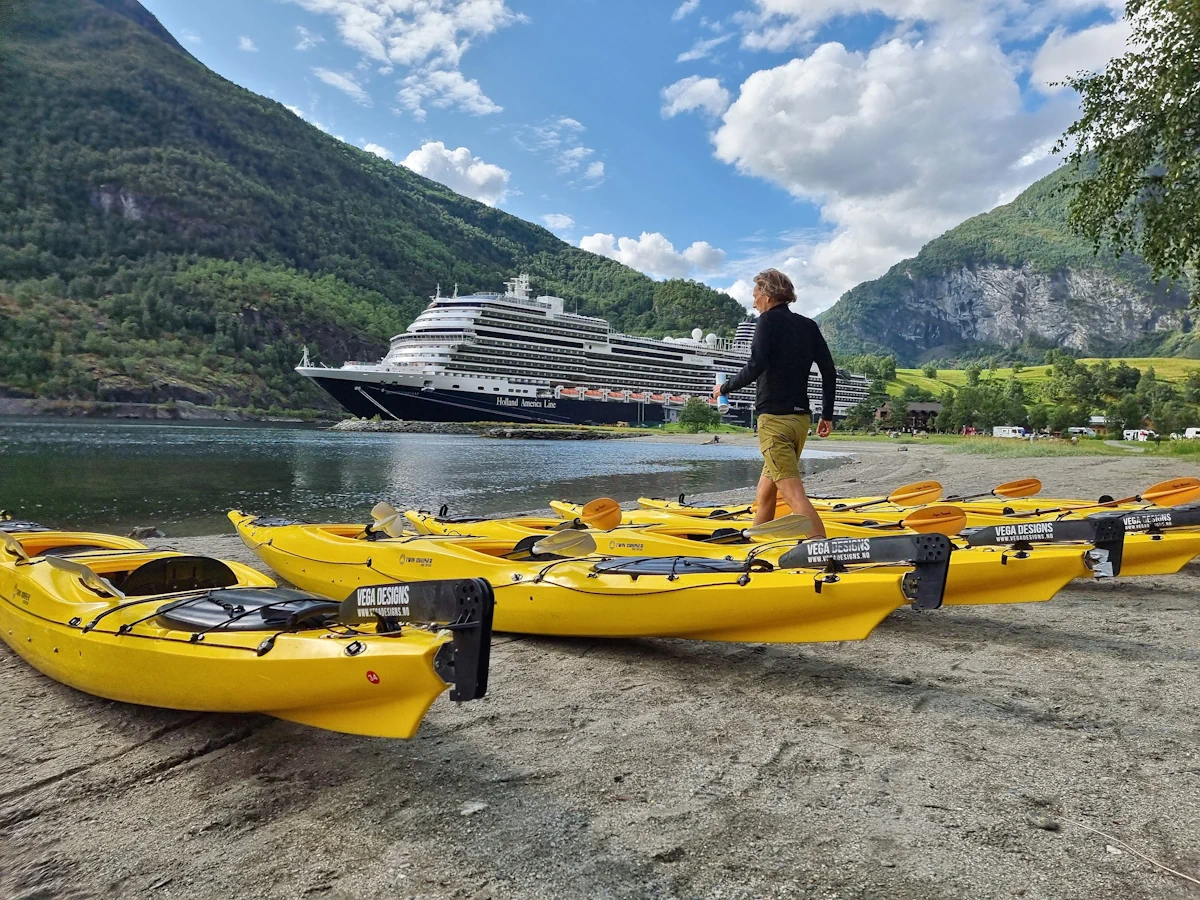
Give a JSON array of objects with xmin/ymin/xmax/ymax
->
[{"xmin": 330, "ymin": 418, "xmax": 642, "ymax": 440}]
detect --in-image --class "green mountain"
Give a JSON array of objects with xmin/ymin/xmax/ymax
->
[
  {"xmin": 0, "ymin": 0, "xmax": 745, "ymax": 413},
  {"xmin": 819, "ymin": 166, "xmax": 1195, "ymax": 366}
]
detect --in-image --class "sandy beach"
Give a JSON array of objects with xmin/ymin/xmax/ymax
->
[{"xmin": 3, "ymin": 440, "xmax": 1199, "ymax": 899}]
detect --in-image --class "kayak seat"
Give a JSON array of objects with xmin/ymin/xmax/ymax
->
[
  {"xmin": 156, "ymin": 587, "xmax": 340, "ymax": 632},
  {"xmin": 591, "ymin": 556, "xmax": 774, "ymax": 576},
  {"xmin": 115, "ymin": 555, "xmax": 240, "ymax": 597},
  {"xmin": 248, "ymin": 516, "xmax": 309, "ymax": 527},
  {"xmin": 692, "ymin": 528, "xmax": 743, "ymax": 542}
]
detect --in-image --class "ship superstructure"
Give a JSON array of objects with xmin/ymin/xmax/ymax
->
[{"xmin": 298, "ymin": 275, "xmax": 871, "ymax": 426}]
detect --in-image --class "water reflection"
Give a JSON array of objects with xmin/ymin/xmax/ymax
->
[{"xmin": 0, "ymin": 420, "xmax": 848, "ymax": 536}]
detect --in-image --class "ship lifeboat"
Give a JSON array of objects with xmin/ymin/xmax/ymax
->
[
  {"xmin": 650, "ymin": 393, "xmax": 668, "ymax": 402},
  {"xmin": 558, "ymin": 387, "xmax": 581, "ymax": 398},
  {"xmin": 669, "ymin": 395, "xmax": 686, "ymax": 403},
  {"xmin": 628, "ymin": 392, "xmax": 646, "ymax": 401},
  {"xmin": 607, "ymin": 391, "xmax": 626, "ymax": 400},
  {"xmin": 584, "ymin": 389, "xmax": 604, "ymax": 399}
]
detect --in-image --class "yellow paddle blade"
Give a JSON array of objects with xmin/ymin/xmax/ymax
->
[
  {"xmin": 43, "ymin": 555, "xmax": 126, "ymax": 600},
  {"xmin": 371, "ymin": 501, "xmax": 398, "ymax": 522},
  {"xmin": 993, "ymin": 477, "xmax": 1042, "ymax": 499},
  {"xmin": 902, "ymin": 505, "xmax": 967, "ymax": 536},
  {"xmin": 2, "ymin": 532, "xmax": 30, "ymax": 562},
  {"xmin": 887, "ymin": 480, "xmax": 943, "ymax": 507},
  {"xmin": 743, "ymin": 514, "xmax": 812, "ymax": 539},
  {"xmin": 580, "ymin": 497, "xmax": 622, "ymax": 531},
  {"xmin": 1142, "ymin": 477, "xmax": 1200, "ymax": 507},
  {"xmin": 532, "ymin": 530, "xmax": 598, "ymax": 557}
]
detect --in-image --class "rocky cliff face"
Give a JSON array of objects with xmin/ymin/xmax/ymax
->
[
  {"xmin": 878, "ymin": 264, "xmax": 1189, "ymax": 358},
  {"xmin": 819, "ymin": 165, "xmax": 1194, "ymax": 363}
]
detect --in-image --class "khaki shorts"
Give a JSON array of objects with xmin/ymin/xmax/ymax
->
[{"xmin": 757, "ymin": 413, "xmax": 810, "ymax": 482}]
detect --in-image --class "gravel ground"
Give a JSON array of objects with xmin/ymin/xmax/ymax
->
[{"xmin": 2, "ymin": 441, "xmax": 1199, "ymax": 900}]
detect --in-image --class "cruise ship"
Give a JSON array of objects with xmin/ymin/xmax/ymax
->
[{"xmin": 298, "ymin": 275, "xmax": 871, "ymax": 427}]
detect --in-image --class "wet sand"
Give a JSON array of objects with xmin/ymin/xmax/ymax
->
[{"xmin": 3, "ymin": 441, "xmax": 1199, "ymax": 899}]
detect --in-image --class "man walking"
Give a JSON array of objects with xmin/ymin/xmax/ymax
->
[{"xmin": 713, "ymin": 269, "xmax": 836, "ymax": 536}]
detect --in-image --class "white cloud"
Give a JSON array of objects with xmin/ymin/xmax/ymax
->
[
  {"xmin": 672, "ymin": 0, "xmax": 701, "ymax": 21},
  {"xmin": 314, "ymin": 68, "xmax": 372, "ymax": 106},
  {"xmin": 703, "ymin": 34, "xmax": 1086, "ymax": 313},
  {"xmin": 401, "ymin": 141, "xmax": 511, "ymax": 206},
  {"xmin": 677, "ymin": 33, "xmax": 733, "ymax": 63},
  {"xmin": 397, "ymin": 69, "xmax": 501, "ymax": 120},
  {"xmin": 286, "ymin": 0, "xmax": 522, "ymax": 119},
  {"xmin": 736, "ymin": 0, "xmax": 1123, "ymax": 52},
  {"xmin": 238, "ymin": 36, "xmax": 258, "ymax": 52},
  {"xmin": 556, "ymin": 146, "xmax": 594, "ymax": 173},
  {"xmin": 579, "ymin": 232, "xmax": 727, "ymax": 280},
  {"xmin": 689, "ymin": 0, "xmax": 1130, "ymax": 313},
  {"xmin": 1031, "ymin": 19, "xmax": 1131, "ymax": 92},
  {"xmin": 362, "ymin": 142, "xmax": 394, "ymax": 160},
  {"xmin": 683, "ymin": 241, "xmax": 727, "ymax": 272},
  {"xmin": 542, "ymin": 213, "xmax": 575, "ymax": 232},
  {"xmin": 661, "ymin": 76, "xmax": 731, "ymax": 119},
  {"xmin": 286, "ymin": 0, "xmax": 525, "ymax": 68},
  {"xmin": 296, "ymin": 26, "xmax": 325, "ymax": 51},
  {"xmin": 515, "ymin": 117, "xmax": 602, "ymax": 186},
  {"xmin": 181, "ymin": 29, "xmax": 202, "ymax": 44}
]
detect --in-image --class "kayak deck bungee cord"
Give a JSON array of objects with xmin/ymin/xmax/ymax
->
[
  {"xmin": 0, "ymin": 521, "xmax": 492, "ymax": 739},
  {"xmin": 230, "ymin": 510, "xmax": 953, "ymax": 644}
]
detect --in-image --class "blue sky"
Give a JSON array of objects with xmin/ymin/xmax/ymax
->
[{"xmin": 142, "ymin": 0, "xmax": 1129, "ymax": 315}]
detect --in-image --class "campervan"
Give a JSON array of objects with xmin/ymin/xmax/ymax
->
[
  {"xmin": 1185, "ymin": 428, "xmax": 1200, "ymax": 440},
  {"xmin": 1067, "ymin": 427, "xmax": 1097, "ymax": 437},
  {"xmin": 1123, "ymin": 429, "xmax": 1157, "ymax": 442},
  {"xmin": 992, "ymin": 425, "xmax": 1027, "ymax": 439}
]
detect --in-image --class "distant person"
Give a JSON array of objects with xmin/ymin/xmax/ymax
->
[{"xmin": 713, "ymin": 268, "xmax": 836, "ymax": 537}]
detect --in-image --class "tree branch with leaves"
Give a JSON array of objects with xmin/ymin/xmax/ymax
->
[{"xmin": 1055, "ymin": 0, "xmax": 1200, "ymax": 295}]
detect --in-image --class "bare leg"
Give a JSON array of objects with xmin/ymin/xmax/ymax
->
[
  {"xmin": 753, "ymin": 475, "xmax": 778, "ymax": 527},
  {"xmin": 775, "ymin": 476, "xmax": 826, "ymax": 538}
]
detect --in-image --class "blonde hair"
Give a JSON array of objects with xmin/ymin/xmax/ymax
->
[{"xmin": 754, "ymin": 268, "xmax": 796, "ymax": 305}]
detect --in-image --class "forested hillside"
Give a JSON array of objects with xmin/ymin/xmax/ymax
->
[
  {"xmin": 0, "ymin": 0, "xmax": 745, "ymax": 412},
  {"xmin": 819, "ymin": 167, "xmax": 1194, "ymax": 365}
]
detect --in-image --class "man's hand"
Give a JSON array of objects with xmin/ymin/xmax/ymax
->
[
  {"xmin": 711, "ymin": 384, "xmax": 723, "ymax": 401},
  {"xmin": 816, "ymin": 418, "xmax": 833, "ymax": 438}
]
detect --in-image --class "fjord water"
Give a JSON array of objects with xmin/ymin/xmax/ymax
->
[{"xmin": 0, "ymin": 420, "xmax": 847, "ymax": 536}]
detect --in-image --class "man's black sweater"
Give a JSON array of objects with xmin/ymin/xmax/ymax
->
[{"xmin": 720, "ymin": 305, "xmax": 837, "ymax": 419}]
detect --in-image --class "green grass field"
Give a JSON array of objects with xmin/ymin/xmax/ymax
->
[{"xmin": 886, "ymin": 358, "xmax": 1200, "ymax": 398}]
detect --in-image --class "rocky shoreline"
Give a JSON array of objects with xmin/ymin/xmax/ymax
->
[{"xmin": 0, "ymin": 396, "xmax": 329, "ymax": 424}]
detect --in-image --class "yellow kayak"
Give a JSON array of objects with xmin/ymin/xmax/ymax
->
[
  {"xmin": 230, "ymin": 511, "xmax": 952, "ymax": 644},
  {"xmin": 539, "ymin": 502, "xmax": 1112, "ymax": 607},
  {"xmin": 0, "ymin": 523, "xmax": 491, "ymax": 739},
  {"xmin": 626, "ymin": 494, "xmax": 1197, "ymax": 577}
]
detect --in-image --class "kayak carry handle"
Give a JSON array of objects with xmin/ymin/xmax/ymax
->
[
  {"xmin": 778, "ymin": 533, "xmax": 952, "ymax": 610},
  {"xmin": 339, "ymin": 577, "xmax": 493, "ymax": 702}
]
